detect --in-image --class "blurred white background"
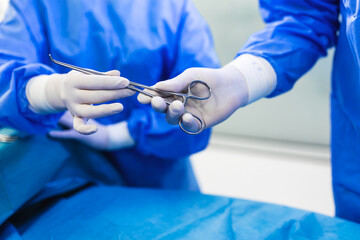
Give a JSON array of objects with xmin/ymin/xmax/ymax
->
[
  {"xmin": 191, "ymin": 0, "xmax": 334, "ymax": 216},
  {"xmin": 0, "ymin": 0, "xmax": 8, "ymax": 21},
  {"xmin": 0, "ymin": 0, "xmax": 334, "ymax": 216}
]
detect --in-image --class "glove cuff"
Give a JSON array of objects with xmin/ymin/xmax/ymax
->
[
  {"xmin": 26, "ymin": 75, "xmax": 60, "ymax": 114},
  {"xmin": 106, "ymin": 121, "xmax": 135, "ymax": 150},
  {"xmin": 228, "ymin": 54, "xmax": 277, "ymax": 104}
]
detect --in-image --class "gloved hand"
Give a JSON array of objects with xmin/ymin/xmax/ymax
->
[
  {"xmin": 138, "ymin": 65, "xmax": 249, "ymax": 132},
  {"xmin": 137, "ymin": 54, "xmax": 277, "ymax": 132},
  {"xmin": 49, "ymin": 111, "xmax": 135, "ymax": 151},
  {"xmin": 26, "ymin": 70, "xmax": 134, "ymax": 134}
]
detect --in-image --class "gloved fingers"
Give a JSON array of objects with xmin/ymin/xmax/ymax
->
[
  {"xmin": 68, "ymin": 69, "xmax": 121, "ymax": 77},
  {"xmin": 73, "ymin": 116, "xmax": 98, "ymax": 135},
  {"xmin": 74, "ymin": 102, "xmax": 124, "ymax": 119},
  {"xmin": 154, "ymin": 69, "xmax": 194, "ymax": 92},
  {"xmin": 75, "ymin": 89, "xmax": 134, "ymax": 104},
  {"xmin": 151, "ymin": 96, "xmax": 168, "ymax": 113},
  {"xmin": 105, "ymin": 70, "xmax": 121, "ymax": 76},
  {"xmin": 67, "ymin": 70, "xmax": 83, "ymax": 75},
  {"xmin": 59, "ymin": 111, "xmax": 100, "ymax": 128},
  {"xmin": 69, "ymin": 74, "xmax": 130, "ymax": 90},
  {"xmin": 137, "ymin": 89, "xmax": 179, "ymax": 105},
  {"xmin": 166, "ymin": 100, "xmax": 185, "ymax": 125},
  {"xmin": 137, "ymin": 92, "xmax": 152, "ymax": 104},
  {"xmin": 137, "ymin": 87, "xmax": 162, "ymax": 104},
  {"xmin": 181, "ymin": 113, "xmax": 202, "ymax": 133},
  {"xmin": 137, "ymin": 69, "xmax": 195, "ymax": 104}
]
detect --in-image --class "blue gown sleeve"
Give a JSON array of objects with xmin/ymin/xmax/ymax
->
[
  {"xmin": 127, "ymin": 0, "xmax": 220, "ymax": 159},
  {"xmin": 0, "ymin": 1, "xmax": 61, "ymax": 134},
  {"xmin": 238, "ymin": 0, "xmax": 340, "ymax": 96}
]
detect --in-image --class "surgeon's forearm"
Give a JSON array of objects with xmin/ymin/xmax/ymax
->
[{"xmin": 227, "ymin": 54, "xmax": 277, "ymax": 105}]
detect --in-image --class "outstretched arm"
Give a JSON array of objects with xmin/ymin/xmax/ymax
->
[{"xmin": 138, "ymin": 0, "xmax": 339, "ymax": 133}]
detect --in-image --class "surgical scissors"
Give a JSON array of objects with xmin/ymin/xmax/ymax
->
[{"xmin": 49, "ymin": 54, "xmax": 211, "ymax": 134}]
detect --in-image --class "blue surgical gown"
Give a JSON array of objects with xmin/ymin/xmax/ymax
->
[
  {"xmin": 0, "ymin": 0, "xmax": 219, "ymax": 190},
  {"xmin": 239, "ymin": 0, "xmax": 360, "ymax": 222}
]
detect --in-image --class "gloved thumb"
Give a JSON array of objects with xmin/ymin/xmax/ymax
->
[
  {"xmin": 137, "ymin": 68, "xmax": 197, "ymax": 104},
  {"xmin": 154, "ymin": 68, "xmax": 194, "ymax": 92},
  {"xmin": 73, "ymin": 116, "xmax": 98, "ymax": 135},
  {"xmin": 137, "ymin": 68, "xmax": 194, "ymax": 104}
]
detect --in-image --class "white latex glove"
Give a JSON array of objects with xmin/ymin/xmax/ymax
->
[
  {"xmin": 26, "ymin": 70, "xmax": 134, "ymax": 134},
  {"xmin": 138, "ymin": 66, "xmax": 248, "ymax": 132},
  {"xmin": 137, "ymin": 54, "xmax": 276, "ymax": 132},
  {"xmin": 49, "ymin": 111, "xmax": 135, "ymax": 151}
]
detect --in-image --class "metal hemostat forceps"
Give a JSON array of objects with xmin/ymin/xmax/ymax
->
[{"xmin": 49, "ymin": 54, "xmax": 211, "ymax": 134}]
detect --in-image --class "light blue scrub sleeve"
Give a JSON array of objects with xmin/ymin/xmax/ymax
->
[
  {"xmin": 0, "ymin": 2, "xmax": 61, "ymax": 134},
  {"xmin": 127, "ymin": 0, "xmax": 220, "ymax": 159},
  {"xmin": 238, "ymin": 0, "xmax": 340, "ymax": 97}
]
